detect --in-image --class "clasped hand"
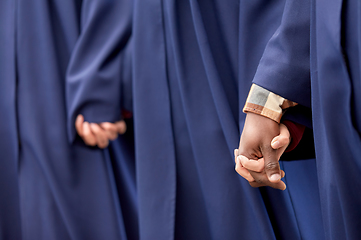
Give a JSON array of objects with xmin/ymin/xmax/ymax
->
[
  {"xmin": 75, "ymin": 114, "xmax": 127, "ymax": 148},
  {"xmin": 235, "ymin": 113, "xmax": 291, "ymax": 190}
]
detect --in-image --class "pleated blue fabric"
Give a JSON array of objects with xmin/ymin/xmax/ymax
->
[
  {"xmin": 69, "ymin": 1, "xmax": 325, "ymax": 239},
  {"xmin": 0, "ymin": 1, "xmax": 138, "ymax": 239}
]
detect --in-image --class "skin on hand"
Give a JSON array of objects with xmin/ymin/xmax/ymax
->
[
  {"xmin": 236, "ymin": 113, "xmax": 290, "ymax": 190},
  {"xmin": 234, "ymin": 149, "xmax": 255, "ymax": 182},
  {"xmin": 75, "ymin": 114, "xmax": 127, "ymax": 149},
  {"xmin": 235, "ymin": 154, "xmax": 286, "ymax": 189}
]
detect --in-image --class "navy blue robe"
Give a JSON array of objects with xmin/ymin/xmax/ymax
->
[
  {"xmin": 238, "ymin": 2, "xmax": 323, "ymax": 240},
  {"xmin": 69, "ymin": 0, "xmax": 324, "ymax": 239},
  {"xmin": 0, "ymin": 1, "xmax": 22, "ymax": 239},
  {"xmin": 253, "ymin": 0, "xmax": 361, "ymax": 239},
  {"xmin": 311, "ymin": 0, "xmax": 361, "ymax": 238},
  {"xmin": 0, "ymin": 1, "xmax": 137, "ymax": 239}
]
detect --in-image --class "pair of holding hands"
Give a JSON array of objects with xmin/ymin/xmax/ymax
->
[{"xmin": 235, "ymin": 113, "xmax": 291, "ymax": 190}]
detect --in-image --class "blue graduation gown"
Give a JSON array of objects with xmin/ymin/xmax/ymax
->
[
  {"xmin": 253, "ymin": 0, "xmax": 361, "ymax": 239},
  {"xmin": 311, "ymin": 0, "xmax": 361, "ymax": 238},
  {"xmin": 68, "ymin": 0, "xmax": 323, "ymax": 239},
  {"xmin": 239, "ymin": 2, "xmax": 323, "ymax": 240},
  {"xmin": 132, "ymin": 1, "xmax": 281, "ymax": 239},
  {"xmin": 0, "ymin": 1, "xmax": 137, "ymax": 239},
  {"xmin": 0, "ymin": 1, "xmax": 22, "ymax": 239}
]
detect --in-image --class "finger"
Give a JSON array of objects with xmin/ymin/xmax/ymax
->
[
  {"xmin": 82, "ymin": 122, "xmax": 97, "ymax": 146},
  {"xmin": 100, "ymin": 122, "xmax": 118, "ymax": 140},
  {"xmin": 239, "ymin": 155, "xmax": 264, "ymax": 172},
  {"xmin": 272, "ymin": 181, "xmax": 287, "ymax": 190},
  {"xmin": 235, "ymin": 165, "xmax": 255, "ymax": 182},
  {"xmin": 270, "ymin": 171, "xmax": 287, "ymax": 190},
  {"xmin": 272, "ymin": 124, "xmax": 292, "ymax": 160},
  {"xmin": 247, "ymin": 170, "xmax": 286, "ymax": 190},
  {"xmin": 262, "ymin": 144, "xmax": 282, "ymax": 183},
  {"xmin": 249, "ymin": 169, "xmax": 286, "ymax": 181},
  {"xmin": 249, "ymin": 182, "xmax": 263, "ymax": 188},
  {"xmin": 234, "ymin": 149, "xmax": 239, "ymax": 164},
  {"xmin": 271, "ymin": 124, "xmax": 291, "ymax": 150},
  {"xmin": 235, "ymin": 156, "xmax": 255, "ymax": 182},
  {"xmin": 247, "ymin": 169, "xmax": 287, "ymax": 190},
  {"xmin": 249, "ymin": 180, "xmax": 286, "ymax": 190},
  {"xmin": 281, "ymin": 170, "xmax": 285, "ymax": 178},
  {"xmin": 115, "ymin": 120, "xmax": 127, "ymax": 134},
  {"xmin": 90, "ymin": 123, "xmax": 109, "ymax": 148},
  {"xmin": 75, "ymin": 114, "xmax": 84, "ymax": 137}
]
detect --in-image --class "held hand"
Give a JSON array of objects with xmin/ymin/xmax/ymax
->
[
  {"xmin": 235, "ymin": 123, "xmax": 290, "ymax": 190},
  {"xmin": 75, "ymin": 114, "xmax": 127, "ymax": 148},
  {"xmin": 236, "ymin": 113, "xmax": 290, "ymax": 190},
  {"xmin": 235, "ymin": 148, "xmax": 286, "ymax": 189}
]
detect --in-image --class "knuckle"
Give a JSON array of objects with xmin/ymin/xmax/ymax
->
[
  {"xmin": 254, "ymin": 178, "xmax": 263, "ymax": 184},
  {"xmin": 101, "ymin": 125, "xmax": 109, "ymax": 131},
  {"xmin": 106, "ymin": 125, "xmax": 116, "ymax": 132},
  {"xmin": 265, "ymin": 162, "xmax": 279, "ymax": 171}
]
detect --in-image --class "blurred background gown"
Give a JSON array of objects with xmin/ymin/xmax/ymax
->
[
  {"xmin": 0, "ymin": 0, "xmax": 138, "ymax": 239},
  {"xmin": 68, "ymin": 0, "xmax": 324, "ymax": 239}
]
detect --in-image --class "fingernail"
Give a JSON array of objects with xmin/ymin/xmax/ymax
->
[
  {"xmin": 271, "ymin": 141, "xmax": 280, "ymax": 149},
  {"xmin": 234, "ymin": 149, "xmax": 238, "ymax": 157},
  {"xmin": 269, "ymin": 174, "xmax": 281, "ymax": 181},
  {"xmin": 235, "ymin": 161, "xmax": 239, "ymax": 171},
  {"xmin": 237, "ymin": 155, "xmax": 243, "ymax": 164}
]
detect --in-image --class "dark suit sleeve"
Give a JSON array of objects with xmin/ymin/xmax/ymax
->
[
  {"xmin": 66, "ymin": 0, "xmax": 132, "ymax": 142},
  {"xmin": 252, "ymin": 0, "xmax": 311, "ymax": 108}
]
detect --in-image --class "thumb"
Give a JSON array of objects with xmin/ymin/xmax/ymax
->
[
  {"xmin": 272, "ymin": 123, "xmax": 291, "ymax": 160},
  {"xmin": 263, "ymin": 145, "xmax": 282, "ymax": 183},
  {"xmin": 271, "ymin": 123, "xmax": 291, "ymax": 150}
]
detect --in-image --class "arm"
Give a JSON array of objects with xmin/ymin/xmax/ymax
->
[
  {"xmin": 252, "ymin": 0, "xmax": 311, "ymax": 108},
  {"xmin": 237, "ymin": 84, "xmax": 310, "ymax": 189},
  {"xmin": 66, "ymin": 0, "xmax": 133, "ymax": 144},
  {"xmin": 236, "ymin": 0, "xmax": 312, "ymax": 189},
  {"xmin": 237, "ymin": 84, "xmax": 299, "ymax": 190}
]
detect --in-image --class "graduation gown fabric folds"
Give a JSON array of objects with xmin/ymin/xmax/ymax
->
[
  {"xmin": 0, "ymin": 1, "xmax": 22, "ymax": 238},
  {"xmin": 0, "ymin": 1, "xmax": 137, "ymax": 239},
  {"xmin": 69, "ymin": 0, "xmax": 324, "ymax": 239},
  {"xmin": 253, "ymin": 0, "xmax": 361, "ymax": 239},
  {"xmin": 311, "ymin": 0, "xmax": 361, "ymax": 239}
]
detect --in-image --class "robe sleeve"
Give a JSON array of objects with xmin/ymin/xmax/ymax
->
[
  {"xmin": 252, "ymin": 0, "xmax": 311, "ymax": 108},
  {"xmin": 66, "ymin": 0, "xmax": 132, "ymax": 142},
  {"xmin": 243, "ymin": 84, "xmax": 311, "ymax": 153}
]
